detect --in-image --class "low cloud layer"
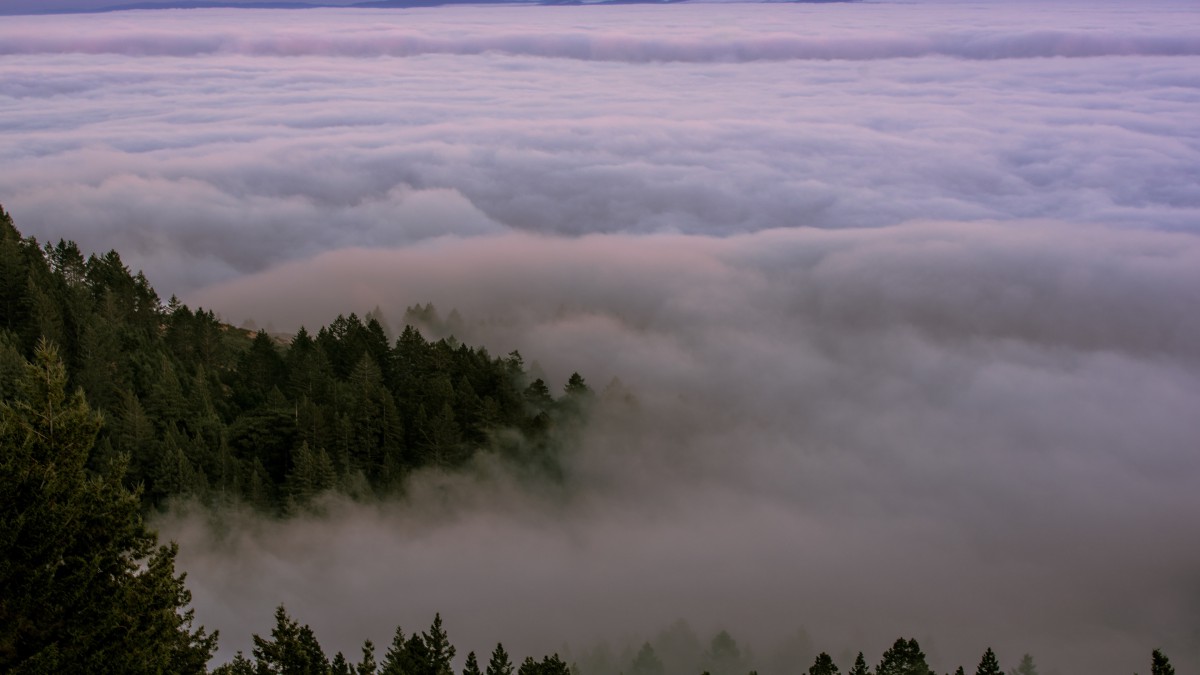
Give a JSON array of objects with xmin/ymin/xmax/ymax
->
[
  {"xmin": 3, "ymin": 4, "xmax": 1199, "ymax": 295},
  {"xmin": 5, "ymin": 21, "xmax": 1200, "ymax": 61},
  {"xmin": 3, "ymin": 1, "xmax": 1199, "ymax": 673},
  {"xmin": 182, "ymin": 222, "xmax": 1200, "ymax": 673}
]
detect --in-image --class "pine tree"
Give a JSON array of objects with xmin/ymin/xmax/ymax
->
[
  {"xmin": 877, "ymin": 638, "xmax": 932, "ymax": 675},
  {"xmin": 251, "ymin": 605, "xmax": 329, "ymax": 675},
  {"xmin": 288, "ymin": 441, "xmax": 336, "ymax": 508},
  {"xmin": 464, "ymin": 651, "xmax": 483, "ymax": 675},
  {"xmin": 539, "ymin": 654, "xmax": 571, "ymax": 675},
  {"xmin": 333, "ymin": 652, "xmax": 354, "ymax": 675},
  {"xmin": 358, "ymin": 640, "xmax": 378, "ymax": 675},
  {"xmin": 848, "ymin": 652, "xmax": 868, "ymax": 675},
  {"xmin": 487, "ymin": 644, "xmax": 514, "ymax": 675},
  {"xmin": 518, "ymin": 656, "xmax": 540, "ymax": 675},
  {"xmin": 808, "ymin": 652, "xmax": 840, "ymax": 675},
  {"xmin": 976, "ymin": 648, "xmax": 1001, "ymax": 675},
  {"xmin": 424, "ymin": 613, "xmax": 457, "ymax": 675},
  {"xmin": 0, "ymin": 341, "xmax": 216, "ymax": 673},
  {"xmin": 381, "ymin": 626, "xmax": 422, "ymax": 675},
  {"xmin": 1150, "ymin": 649, "xmax": 1174, "ymax": 675},
  {"xmin": 0, "ymin": 207, "xmax": 34, "ymax": 338}
]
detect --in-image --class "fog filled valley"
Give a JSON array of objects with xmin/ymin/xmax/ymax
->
[{"xmin": 1, "ymin": 1, "xmax": 1199, "ymax": 674}]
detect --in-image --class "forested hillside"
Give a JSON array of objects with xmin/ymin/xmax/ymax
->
[{"xmin": 0, "ymin": 205, "xmax": 590, "ymax": 513}]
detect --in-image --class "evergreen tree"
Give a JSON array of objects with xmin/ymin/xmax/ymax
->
[
  {"xmin": 424, "ymin": 613, "xmax": 457, "ymax": 675},
  {"xmin": 332, "ymin": 652, "xmax": 354, "ymax": 675},
  {"xmin": 251, "ymin": 605, "xmax": 329, "ymax": 675},
  {"xmin": 848, "ymin": 652, "xmax": 868, "ymax": 675},
  {"xmin": 808, "ymin": 652, "xmax": 840, "ymax": 675},
  {"xmin": 357, "ymin": 640, "xmax": 379, "ymax": 675},
  {"xmin": 381, "ymin": 626, "xmax": 422, "ymax": 675},
  {"xmin": 518, "ymin": 655, "xmax": 572, "ymax": 675},
  {"xmin": 287, "ymin": 441, "xmax": 336, "ymax": 508},
  {"xmin": 487, "ymin": 644, "xmax": 514, "ymax": 675},
  {"xmin": 975, "ymin": 648, "xmax": 1001, "ymax": 675},
  {"xmin": 517, "ymin": 656, "xmax": 539, "ymax": 675},
  {"xmin": 0, "ymin": 207, "xmax": 34, "ymax": 338},
  {"xmin": 877, "ymin": 638, "xmax": 932, "ymax": 675},
  {"xmin": 523, "ymin": 378, "xmax": 553, "ymax": 414},
  {"xmin": 564, "ymin": 372, "xmax": 591, "ymax": 397},
  {"xmin": 464, "ymin": 651, "xmax": 482, "ymax": 675},
  {"xmin": 1150, "ymin": 649, "xmax": 1174, "ymax": 675},
  {"xmin": 540, "ymin": 654, "xmax": 571, "ymax": 675},
  {"xmin": 0, "ymin": 341, "xmax": 215, "ymax": 673}
]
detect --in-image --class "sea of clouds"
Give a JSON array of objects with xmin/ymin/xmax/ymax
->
[{"xmin": 1, "ymin": 1, "xmax": 1198, "ymax": 673}]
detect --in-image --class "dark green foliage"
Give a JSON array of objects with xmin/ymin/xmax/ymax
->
[
  {"xmin": 251, "ymin": 605, "xmax": 330, "ymax": 675},
  {"xmin": 332, "ymin": 652, "xmax": 354, "ymax": 675},
  {"xmin": 877, "ymin": 638, "xmax": 933, "ymax": 675},
  {"xmin": 848, "ymin": 653, "xmax": 869, "ymax": 675},
  {"xmin": 380, "ymin": 626, "xmax": 416, "ymax": 675},
  {"xmin": 0, "ymin": 341, "xmax": 216, "ymax": 673},
  {"xmin": 0, "ymin": 209, "xmax": 590, "ymax": 513},
  {"xmin": 1150, "ymin": 649, "xmax": 1174, "ymax": 675},
  {"xmin": 808, "ymin": 652, "xmax": 840, "ymax": 675},
  {"xmin": 378, "ymin": 616, "xmax": 463, "ymax": 675},
  {"xmin": 488, "ymin": 643, "xmax": 514, "ymax": 675},
  {"xmin": 516, "ymin": 656, "xmax": 537, "ymax": 675},
  {"xmin": 357, "ymin": 640, "xmax": 379, "ymax": 675},
  {"xmin": 954, "ymin": 668, "xmax": 965, "ymax": 675},
  {"xmin": 517, "ymin": 654, "xmax": 571, "ymax": 675},
  {"xmin": 976, "ymin": 647, "xmax": 1001, "ymax": 675},
  {"xmin": 425, "ymin": 613, "xmax": 457, "ymax": 675},
  {"xmin": 464, "ymin": 651, "xmax": 482, "ymax": 675}
]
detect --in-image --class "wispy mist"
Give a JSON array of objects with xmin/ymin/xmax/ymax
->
[{"xmin": 3, "ymin": 1, "xmax": 1199, "ymax": 673}]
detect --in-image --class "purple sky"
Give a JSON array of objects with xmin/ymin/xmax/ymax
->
[
  {"xmin": 1, "ymin": 0, "xmax": 361, "ymax": 11},
  {"xmin": 1, "ymin": 2, "xmax": 1198, "ymax": 674}
]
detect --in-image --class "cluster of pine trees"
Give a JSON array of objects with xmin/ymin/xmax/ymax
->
[
  {"xmin": 211, "ymin": 610, "xmax": 573, "ymax": 675},
  {"xmin": 802, "ymin": 643, "xmax": 1174, "ymax": 675},
  {"xmin": 207, "ymin": 605, "xmax": 1180, "ymax": 675},
  {"xmin": 0, "ymin": 205, "xmax": 591, "ymax": 514}
]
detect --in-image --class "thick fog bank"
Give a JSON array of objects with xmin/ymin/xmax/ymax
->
[
  {"xmin": 1, "ymin": 3, "xmax": 1199, "ymax": 296},
  {"xmin": 171, "ymin": 221, "xmax": 1200, "ymax": 673}
]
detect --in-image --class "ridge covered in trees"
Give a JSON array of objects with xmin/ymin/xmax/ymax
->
[{"xmin": 0, "ymin": 205, "xmax": 592, "ymax": 514}]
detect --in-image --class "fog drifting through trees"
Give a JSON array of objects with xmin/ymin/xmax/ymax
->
[
  {"xmin": 168, "ymin": 223, "xmax": 1200, "ymax": 673},
  {"xmin": 1, "ymin": 1, "xmax": 1198, "ymax": 673}
]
